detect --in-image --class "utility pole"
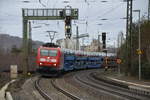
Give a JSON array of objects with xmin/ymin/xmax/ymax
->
[
  {"xmin": 76, "ymin": 26, "xmax": 79, "ymax": 50},
  {"xmin": 117, "ymin": 33, "xmax": 120, "ymax": 55},
  {"xmin": 148, "ymin": 0, "xmax": 150, "ymax": 20},
  {"xmin": 114, "ymin": 41, "xmax": 116, "ymax": 54},
  {"xmin": 120, "ymin": 32, "xmax": 124, "ymax": 47},
  {"xmin": 23, "ymin": 19, "xmax": 28, "ymax": 75},
  {"xmin": 126, "ymin": 0, "xmax": 133, "ymax": 73},
  {"xmin": 138, "ymin": 10, "xmax": 141, "ymax": 80},
  {"xmin": 117, "ymin": 32, "xmax": 124, "ymax": 49},
  {"xmin": 28, "ymin": 21, "xmax": 32, "ymax": 73},
  {"xmin": 133, "ymin": 10, "xmax": 141, "ymax": 80},
  {"xmin": 73, "ymin": 33, "xmax": 89, "ymax": 50},
  {"xmin": 28, "ymin": 21, "xmax": 32, "ymax": 54}
]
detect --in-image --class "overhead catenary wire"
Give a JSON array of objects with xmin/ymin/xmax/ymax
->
[
  {"xmin": 98, "ymin": 2, "xmax": 125, "ymax": 19},
  {"xmin": 85, "ymin": 1, "xmax": 124, "ymax": 18},
  {"xmin": 38, "ymin": 0, "xmax": 46, "ymax": 7},
  {"xmin": 82, "ymin": 2, "xmax": 125, "ymax": 26}
]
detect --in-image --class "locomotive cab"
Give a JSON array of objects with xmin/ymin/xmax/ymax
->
[{"xmin": 36, "ymin": 47, "xmax": 61, "ymax": 75}]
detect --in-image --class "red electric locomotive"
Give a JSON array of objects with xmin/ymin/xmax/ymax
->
[{"xmin": 36, "ymin": 46, "xmax": 63, "ymax": 75}]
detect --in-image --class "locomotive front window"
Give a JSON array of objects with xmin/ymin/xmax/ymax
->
[
  {"xmin": 40, "ymin": 49, "xmax": 48, "ymax": 56},
  {"xmin": 49, "ymin": 50, "xmax": 57, "ymax": 56}
]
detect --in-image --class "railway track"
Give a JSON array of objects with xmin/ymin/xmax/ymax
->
[
  {"xmin": 34, "ymin": 69, "xmax": 150, "ymax": 100},
  {"xmin": 90, "ymin": 73, "xmax": 150, "ymax": 98},
  {"xmin": 35, "ymin": 77, "xmax": 53, "ymax": 100},
  {"xmin": 35, "ymin": 77, "xmax": 82, "ymax": 100},
  {"xmin": 63, "ymin": 70, "xmax": 120, "ymax": 100},
  {"xmin": 51, "ymin": 79, "xmax": 81, "ymax": 100},
  {"xmin": 74, "ymin": 71, "xmax": 150, "ymax": 100}
]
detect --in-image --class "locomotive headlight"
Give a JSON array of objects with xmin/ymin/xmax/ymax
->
[
  {"xmin": 51, "ymin": 59, "xmax": 57, "ymax": 62},
  {"xmin": 53, "ymin": 64, "xmax": 57, "ymax": 66},
  {"xmin": 40, "ymin": 58, "xmax": 46, "ymax": 62}
]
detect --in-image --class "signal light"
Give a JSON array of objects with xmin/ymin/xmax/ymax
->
[
  {"xmin": 53, "ymin": 64, "xmax": 57, "ymax": 66},
  {"xmin": 65, "ymin": 17, "xmax": 71, "ymax": 33},
  {"xmin": 102, "ymin": 32, "xmax": 106, "ymax": 49},
  {"xmin": 65, "ymin": 26, "xmax": 71, "ymax": 33},
  {"xmin": 65, "ymin": 16, "xmax": 72, "ymax": 38}
]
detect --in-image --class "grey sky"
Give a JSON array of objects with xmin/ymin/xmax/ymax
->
[{"xmin": 0, "ymin": 0, "xmax": 148, "ymax": 46}]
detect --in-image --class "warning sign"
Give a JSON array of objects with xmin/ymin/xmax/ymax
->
[
  {"xmin": 116, "ymin": 59, "xmax": 122, "ymax": 64},
  {"xmin": 136, "ymin": 49, "xmax": 142, "ymax": 55}
]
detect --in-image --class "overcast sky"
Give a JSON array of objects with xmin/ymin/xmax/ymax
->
[{"xmin": 0, "ymin": 0, "xmax": 148, "ymax": 47}]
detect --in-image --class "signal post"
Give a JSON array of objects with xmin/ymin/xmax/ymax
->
[{"xmin": 116, "ymin": 58, "xmax": 122, "ymax": 75}]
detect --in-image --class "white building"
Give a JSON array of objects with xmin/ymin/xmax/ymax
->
[{"xmin": 56, "ymin": 38, "xmax": 77, "ymax": 50}]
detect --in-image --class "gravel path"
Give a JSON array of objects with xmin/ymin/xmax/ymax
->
[
  {"xmin": 10, "ymin": 77, "xmax": 44, "ymax": 100},
  {"xmin": 0, "ymin": 72, "xmax": 10, "ymax": 89}
]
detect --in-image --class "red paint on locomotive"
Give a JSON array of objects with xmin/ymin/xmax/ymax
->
[{"xmin": 36, "ymin": 47, "xmax": 61, "ymax": 69}]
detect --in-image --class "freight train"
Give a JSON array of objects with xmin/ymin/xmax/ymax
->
[{"xmin": 36, "ymin": 45, "xmax": 116, "ymax": 76}]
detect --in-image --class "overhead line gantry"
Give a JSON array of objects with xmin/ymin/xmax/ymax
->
[{"xmin": 22, "ymin": 7, "xmax": 78, "ymax": 74}]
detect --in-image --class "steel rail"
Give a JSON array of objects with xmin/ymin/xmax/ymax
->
[
  {"xmin": 51, "ymin": 79, "xmax": 82, "ymax": 100},
  {"xmin": 35, "ymin": 78, "xmax": 53, "ymax": 100}
]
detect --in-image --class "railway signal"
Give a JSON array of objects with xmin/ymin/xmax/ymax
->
[
  {"xmin": 104, "ymin": 56, "xmax": 108, "ymax": 71},
  {"xmin": 65, "ymin": 16, "xmax": 72, "ymax": 38},
  {"xmin": 102, "ymin": 32, "xmax": 106, "ymax": 49},
  {"xmin": 116, "ymin": 58, "xmax": 122, "ymax": 75}
]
